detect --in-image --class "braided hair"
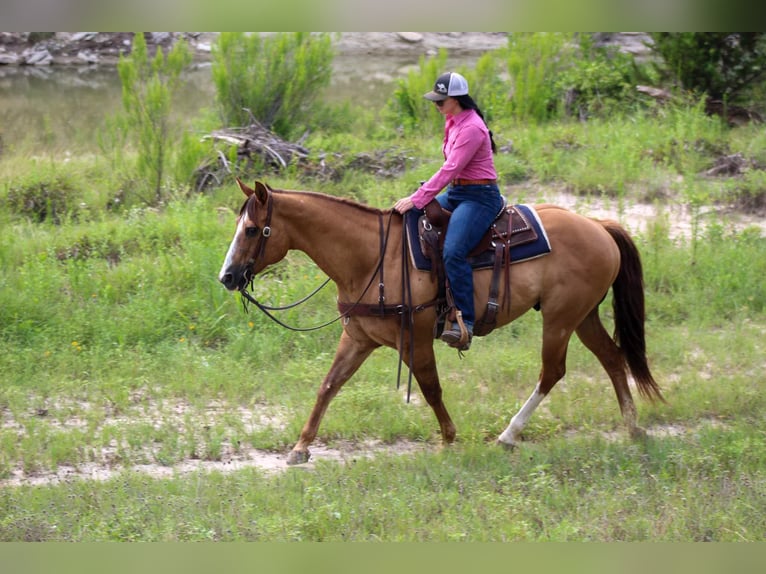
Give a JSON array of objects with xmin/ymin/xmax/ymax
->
[{"xmin": 454, "ymin": 94, "xmax": 497, "ymax": 154}]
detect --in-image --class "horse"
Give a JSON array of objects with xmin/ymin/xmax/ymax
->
[{"xmin": 218, "ymin": 179, "xmax": 664, "ymax": 465}]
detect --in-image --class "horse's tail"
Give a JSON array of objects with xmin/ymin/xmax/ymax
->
[{"xmin": 601, "ymin": 221, "xmax": 665, "ymax": 403}]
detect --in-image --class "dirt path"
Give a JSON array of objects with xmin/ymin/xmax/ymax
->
[
  {"xmin": 1, "ymin": 419, "xmax": 732, "ymax": 487},
  {"xmin": 0, "ymin": 439, "xmax": 428, "ymax": 487}
]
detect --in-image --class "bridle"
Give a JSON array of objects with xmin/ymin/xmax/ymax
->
[
  {"xmin": 234, "ymin": 187, "xmax": 435, "ymax": 402},
  {"xmin": 236, "ymin": 189, "xmax": 396, "ymax": 332},
  {"xmin": 237, "ymin": 186, "xmax": 338, "ymax": 331}
]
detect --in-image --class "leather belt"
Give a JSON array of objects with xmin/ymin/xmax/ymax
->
[{"xmin": 452, "ymin": 178, "xmax": 497, "ymax": 186}]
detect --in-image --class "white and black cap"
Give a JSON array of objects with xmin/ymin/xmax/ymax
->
[{"xmin": 423, "ymin": 72, "xmax": 469, "ymax": 101}]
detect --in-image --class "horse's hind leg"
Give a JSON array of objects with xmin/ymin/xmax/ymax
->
[
  {"xmin": 575, "ymin": 308, "xmax": 644, "ymax": 439},
  {"xmin": 287, "ymin": 331, "xmax": 376, "ymax": 465},
  {"xmin": 497, "ymin": 323, "xmax": 571, "ymax": 448}
]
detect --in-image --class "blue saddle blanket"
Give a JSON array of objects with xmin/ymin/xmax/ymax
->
[{"xmin": 404, "ymin": 203, "xmax": 551, "ymax": 271}]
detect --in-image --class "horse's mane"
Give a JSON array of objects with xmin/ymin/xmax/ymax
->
[
  {"xmin": 240, "ymin": 187, "xmax": 389, "ymax": 220},
  {"xmin": 280, "ymin": 189, "xmax": 387, "ymax": 215}
]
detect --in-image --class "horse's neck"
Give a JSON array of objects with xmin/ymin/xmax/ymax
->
[{"xmin": 278, "ymin": 192, "xmax": 391, "ymax": 289}]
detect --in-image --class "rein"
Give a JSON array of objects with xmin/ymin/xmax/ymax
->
[
  {"xmin": 238, "ymin": 278, "xmax": 337, "ymax": 332},
  {"xmin": 238, "ymin": 207, "xmax": 398, "ymax": 332},
  {"xmin": 399, "ymin": 215, "xmax": 415, "ymax": 402},
  {"xmin": 236, "ymin": 192, "xmax": 427, "ymax": 402}
]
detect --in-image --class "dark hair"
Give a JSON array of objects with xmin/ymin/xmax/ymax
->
[{"xmin": 454, "ymin": 94, "xmax": 497, "ymax": 154}]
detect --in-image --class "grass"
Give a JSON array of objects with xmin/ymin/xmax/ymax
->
[
  {"xmin": 1, "ymin": 83, "xmax": 765, "ymax": 541},
  {"xmin": 1, "ymin": 430, "xmax": 763, "ymax": 541}
]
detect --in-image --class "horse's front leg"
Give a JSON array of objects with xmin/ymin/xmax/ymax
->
[
  {"xmin": 407, "ymin": 340, "xmax": 457, "ymax": 446},
  {"xmin": 286, "ymin": 331, "xmax": 376, "ymax": 465}
]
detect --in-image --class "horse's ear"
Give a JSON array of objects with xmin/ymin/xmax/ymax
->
[
  {"xmin": 236, "ymin": 178, "xmax": 254, "ymax": 198},
  {"xmin": 253, "ymin": 181, "xmax": 270, "ymax": 204}
]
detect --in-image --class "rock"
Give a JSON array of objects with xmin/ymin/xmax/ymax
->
[
  {"xmin": 21, "ymin": 47, "xmax": 52, "ymax": 65},
  {"xmin": 0, "ymin": 50, "xmax": 19, "ymax": 64},
  {"xmin": 397, "ymin": 32, "xmax": 423, "ymax": 44},
  {"xmin": 70, "ymin": 32, "xmax": 97, "ymax": 42},
  {"xmin": 150, "ymin": 32, "xmax": 173, "ymax": 44},
  {"xmin": 0, "ymin": 32, "xmax": 654, "ymax": 67},
  {"xmin": 77, "ymin": 50, "xmax": 100, "ymax": 64}
]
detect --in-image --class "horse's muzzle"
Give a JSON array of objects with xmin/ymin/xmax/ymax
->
[{"xmin": 219, "ymin": 266, "xmax": 249, "ymax": 291}]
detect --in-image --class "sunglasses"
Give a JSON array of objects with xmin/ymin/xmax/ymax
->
[{"xmin": 434, "ymin": 99, "xmax": 446, "ymax": 107}]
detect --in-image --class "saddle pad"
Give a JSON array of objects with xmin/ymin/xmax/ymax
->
[{"xmin": 405, "ymin": 203, "xmax": 552, "ymax": 272}]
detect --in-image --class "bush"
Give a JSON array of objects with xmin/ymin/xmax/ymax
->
[
  {"xmin": 117, "ymin": 32, "xmax": 192, "ymax": 204},
  {"xmin": 505, "ymin": 33, "xmax": 576, "ymax": 123},
  {"xmin": 649, "ymin": 33, "xmax": 766, "ymax": 104},
  {"xmin": 504, "ymin": 33, "xmax": 653, "ymax": 123},
  {"xmin": 211, "ymin": 32, "xmax": 334, "ymax": 139},
  {"xmin": 3, "ymin": 171, "xmax": 81, "ymax": 224},
  {"xmin": 554, "ymin": 35, "xmax": 650, "ymax": 119}
]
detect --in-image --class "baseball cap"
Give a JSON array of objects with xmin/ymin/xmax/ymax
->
[{"xmin": 423, "ymin": 72, "xmax": 469, "ymax": 101}]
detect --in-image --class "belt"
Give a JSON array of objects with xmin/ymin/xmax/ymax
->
[{"xmin": 452, "ymin": 178, "xmax": 497, "ymax": 186}]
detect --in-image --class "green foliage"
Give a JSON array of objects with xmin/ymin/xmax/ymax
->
[
  {"xmin": 503, "ymin": 33, "xmax": 653, "ymax": 123},
  {"xmin": 174, "ymin": 129, "xmax": 218, "ymax": 191},
  {"xmin": 505, "ymin": 33, "xmax": 576, "ymax": 123},
  {"xmin": 641, "ymin": 220, "xmax": 766, "ymax": 324},
  {"xmin": 3, "ymin": 169, "xmax": 81, "ymax": 224},
  {"xmin": 1, "ymin": 429, "xmax": 765, "ymax": 541},
  {"xmin": 211, "ymin": 32, "xmax": 334, "ymax": 139},
  {"xmin": 385, "ymin": 50, "xmax": 452, "ymax": 136},
  {"xmin": 470, "ymin": 51, "xmax": 509, "ymax": 127},
  {"xmin": 554, "ymin": 35, "xmax": 648, "ymax": 119},
  {"xmin": 117, "ymin": 32, "xmax": 192, "ymax": 203},
  {"xmin": 649, "ymin": 33, "xmax": 766, "ymax": 103}
]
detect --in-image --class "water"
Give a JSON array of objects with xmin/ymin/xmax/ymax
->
[{"xmin": 0, "ymin": 52, "xmax": 478, "ymax": 152}]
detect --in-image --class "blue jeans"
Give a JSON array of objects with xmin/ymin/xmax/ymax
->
[{"xmin": 436, "ymin": 184, "xmax": 504, "ymax": 327}]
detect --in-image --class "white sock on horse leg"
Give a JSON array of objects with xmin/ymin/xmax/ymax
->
[{"xmin": 498, "ymin": 382, "xmax": 545, "ymax": 446}]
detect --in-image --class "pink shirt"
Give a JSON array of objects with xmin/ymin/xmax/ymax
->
[{"xmin": 409, "ymin": 108, "xmax": 497, "ymax": 209}]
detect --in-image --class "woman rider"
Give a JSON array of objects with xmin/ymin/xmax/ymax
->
[{"xmin": 394, "ymin": 71, "xmax": 503, "ymax": 351}]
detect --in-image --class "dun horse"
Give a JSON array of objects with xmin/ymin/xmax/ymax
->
[{"xmin": 219, "ymin": 180, "xmax": 663, "ymax": 465}]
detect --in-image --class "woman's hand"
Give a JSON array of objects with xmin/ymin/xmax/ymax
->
[{"xmin": 393, "ymin": 196, "xmax": 414, "ymax": 214}]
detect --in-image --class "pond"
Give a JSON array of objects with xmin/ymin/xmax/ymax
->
[{"xmin": 0, "ymin": 52, "xmax": 480, "ymax": 152}]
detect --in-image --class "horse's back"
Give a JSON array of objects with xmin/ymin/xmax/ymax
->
[
  {"xmin": 535, "ymin": 203, "xmax": 620, "ymax": 267},
  {"xmin": 477, "ymin": 203, "xmax": 621, "ymax": 325}
]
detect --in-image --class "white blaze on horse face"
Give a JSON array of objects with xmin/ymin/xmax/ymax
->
[
  {"xmin": 218, "ymin": 216, "xmax": 248, "ymax": 281},
  {"xmin": 497, "ymin": 382, "xmax": 546, "ymax": 446}
]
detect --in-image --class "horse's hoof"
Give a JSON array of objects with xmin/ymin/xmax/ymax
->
[
  {"xmin": 630, "ymin": 426, "xmax": 648, "ymax": 441},
  {"xmin": 286, "ymin": 449, "xmax": 311, "ymax": 466}
]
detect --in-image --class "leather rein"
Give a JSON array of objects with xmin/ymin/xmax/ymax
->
[{"xmin": 237, "ymin": 190, "xmax": 437, "ymax": 402}]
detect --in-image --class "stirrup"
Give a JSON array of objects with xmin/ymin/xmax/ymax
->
[{"xmin": 440, "ymin": 311, "xmax": 472, "ymax": 350}]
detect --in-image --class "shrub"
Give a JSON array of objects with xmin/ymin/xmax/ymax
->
[
  {"xmin": 3, "ymin": 171, "xmax": 81, "ymax": 224},
  {"xmin": 117, "ymin": 32, "xmax": 192, "ymax": 204},
  {"xmin": 649, "ymin": 33, "xmax": 766, "ymax": 104},
  {"xmin": 211, "ymin": 32, "xmax": 334, "ymax": 139},
  {"xmin": 505, "ymin": 32, "xmax": 576, "ymax": 123},
  {"xmin": 554, "ymin": 35, "xmax": 649, "ymax": 119}
]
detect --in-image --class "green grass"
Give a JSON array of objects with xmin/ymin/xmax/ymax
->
[
  {"xmin": 1, "ymin": 430, "xmax": 763, "ymax": 541},
  {"xmin": 1, "ymin": 90, "xmax": 765, "ymax": 541}
]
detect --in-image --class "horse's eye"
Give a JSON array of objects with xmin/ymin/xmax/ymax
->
[{"xmin": 245, "ymin": 226, "xmax": 259, "ymax": 238}]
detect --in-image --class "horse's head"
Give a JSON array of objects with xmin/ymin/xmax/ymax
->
[{"xmin": 218, "ymin": 178, "xmax": 278, "ymax": 291}]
